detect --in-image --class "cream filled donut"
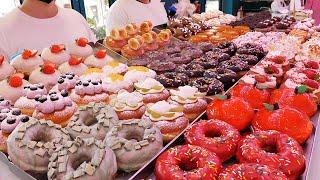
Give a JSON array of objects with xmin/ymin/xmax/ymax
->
[
  {"xmin": 124, "ymin": 66, "xmax": 156, "ymax": 83},
  {"xmin": 102, "ymin": 60, "xmax": 128, "ymax": 75},
  {"xmin": 134, "ymin": 77, "xmax": 170, "ymax": 104},
  {"xmin": 105, "ymin": 119, "xmax": 162, "ymax": 172},
  {"xmin": 125, "ymin": 23, "xmax": 139, "ymax": 38},
  {"xmin": 250, "ymin": 60, "xmax": 284, "ymax": 79},
  {"xmin": 0, "ymin": 96, "xmax": 11, "ymax": 111},
  {"xmin": 47, "ymin": 137, "xmax": 117, "ymax": 180},
  {"xmin": 241, "ymin": 73, "xmax": 277, "ymax": 90},
  {"xmin": 102, "ymin": 74, "xmax": 134, "ymax": 94},
  {"xmin": 84, "ymin": 49, "xmax": 113, "ymax": 68},
  {"xmin": 7, "ymin": 118, "xmax": 71, "ymax": 174},
  {"xmin": 103, "ymin": 28, "xmax": 128, "ymax": 52},
  {"xmin": 80, "ymin": 68, "xmax": 105, "ymax": 81},
  {"xmin": 10, "ymin": 49, "xmax": 44, "ymax": 76},
  {"xmin": 0, "ymin": 55, "xmax": 15, "ymax": 81},
  {"xmin": 51, "ymin": 73, "xmax": 80, "ymax": 93},
  {"xmin": 29, "ymin": 63, "xmax": 61, "ymax": 90},
  {"xmin": 67, "ymin": 37, "xmax": 93, "ymax": 58},
  {"xmin": 70, "ymin": 79, "xmax": 109, "ymax": 106},
  {"xmin": 0, "ymin": 74, "xmax": 29, "ymax": 103},
  {"xmin": 142, "ymin": 101, "xmax": 188, "ymax": 143},
  {"xmin": 41, "ymin": 44, "xmax": 70, "ymax": 66},
  {"xmin": 109, "ymin": 90, "xmax": 146, "ymax": 120},
  {"xmin": 32, "ymin": 90, "xmax": 78, "ymax": 126},
  {"xmin": 14, "ymin": 84, "xmax": 47, "ymax": 116},
  {"xmin": 169, "ymin": 86, "xmax": 207, "ymax": 121},
  {"xmin": 58, "ymin": 56, "xmax": 88, "ymax": 76},
  {"xmin": 66, "ymin": 102, "xmax": 118, "ymax": 140}
]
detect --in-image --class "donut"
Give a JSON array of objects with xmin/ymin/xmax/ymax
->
[
  {"xmin": 66, "ymin": 102, "xmax": 118, "ymax": 140},
  {"xmin": 128, "ymin": 56, "xmax": 151, "ymax": 66},
  {"xmin": 105, "ymin": 119, "xmax": 163, "ymax": 172},
  {"xmin": 0, "ymin": 96, "xmax": 11, "ymax": 111},
  {"xmin": 121, "ymin": 38, "xmax": 145, "ymax": 59},
  {"xmin": 189, "ymin": 77, "xmax": 224, "ymax": 96},
  {"xmin": 134, "ymin": 78, "xmax": 170, "ymax": 104},
  {"xmin": 47, "ymin": 137, "xmax": 117, "ymax": 180},
  {"xmin": 162, "ymin": 45, "xmax": 181, "ymax": 55},
  {"xmin": 103, "ymin": 30, "xmax": 128, "ymax": 52},
  {"xmin": 196, "ymin": 56, "xmax": 219, "ymax": 69},
  {"xmin": 140, "ymin": 21, "xmax": 153, "ymax": 33},
  {"xmin": 218, "ymin": 163, "xmax": 288, "ymax": 180},
  {"xmin": 147, "ymin": 61, "xmax": 176, "ymax": 73},
  {"xmin": 176, "ymin": 62, "xmax": 205, "ymax": 77},
  {"xmin": 204, "ymin": 68, "xmax": 239, "ymax": 85},
  {"xmin": 231, "ymin": 54, "xmax": 259, "ymax": 65},
  {"xmin": 205, "ymin": 51, "xmax": 230, "ymax": 62},
  {"xmin": 181, "ymin": 47, "xmax": 203, "ymax": 59},
  {"xmin": 54, "ymin": 73, "xmax": 79, "ymax": 92},
  {"xmin": 219, "ymin": 59, "xmax": 250, "ymax": 74},
  {"xmin": 196, "ymin": 42, "xmax": 214, "ymax": 52},
  {"xmin": 7, "ymin": 118, "xmax": 71, "ymax": 174},
  {"xmin": 142, "ymin": 32, "xmax": 159, "ymax": 51},
  {"xmin": 155, "ymin": 144, "xmax": 222, "ymax": 180},
  {"xmin": 125, "ymin": 23, "xmax": 139, "ymax": 38},
  {"xmin": 169, "ymin": 53, "xmax": 192, "ymax": 64},
  {"xmin": 237, "ymin": 43, "xmax": 267, "ymax": 60},
  {"xmin": 216, "ymin": 41, "xmax": 237, "ymax": 56},
  {"xmin": 156, "ymin": 72, "xmax": 189, "ymax": 88},
  {"xmin": 144, "ymin": 51, "xmax": 169, "ymax": 61},
  {"xmin": 157, "ymin": 30, "xmax": 171, "ymax": 48},
  {"xmin": 185, "ymin": 119, "xmax": 241, "ymax": 161},
  {"xmin": 237, "ymin": 130, "xmax": 306, "ymax": 179}
]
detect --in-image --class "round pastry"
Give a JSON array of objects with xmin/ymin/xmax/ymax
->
[
  {"xmin": 270, "ymin": 87, "xmax": 317, "ymax": 117},
  {"xmin": 237, "ymin": 130, "xmax": 306, "ymax": 179},
  {"xmin": 80, "ymin": 68, "xmax": 105, "ymax": 81},
  {"xmin": 156, "ymin": 72, "xmax": 189, "ymax": 88},
  {"xmin": 216, "ymin": 41, "xmax": 237, "ymax": 56},
  {"xmin": 134, "ymin": 78, "xmax": 170, "ymax": 104},
  {"xmin": 67, "ymin": 37, "xmax": 93, "ymax": 58},
  {"xmin": 47, "ymin": 137, "xmax": 117, "ymax": 180},
  {"xmin": 230, "ymin": 83, "xmax": 270, "ymax": 109},
  {"xmin": 181, "ymin": 47, "xmax": 204, "ymax": 60},
  {"xmin": 231, "ymin": 54, "xmax": 259, "ymax": 65},
  {"xmin": 251, "ymin": 62, "xmax": 284, "ymax": 79},
  {"xmin": 241, "ymin": 73, "xmax": 277, "ymax": 90},
  {"xmin": 14, "ymin": 84, "xmax": 47, "ymax": 116},
  {"xmin": 109, "ymin": 90, "xmax": 146, "ymax": 120},
  {"xmin": 104, "ymin": 28, "xmax": 128, "ymax": 52},
  {"xmin": 189, "ymin": 34, "xmax": 210, "ymax": 43},
  {"xmin": 84, "ymin": 49, "xmax": 112, "ymax": 68},
  {"xmin": 0, "ymin": 96, "xmax": 11, "ymax": 111},
  {"xmin": 205, "ymin": 51, "xmax": 230, "ymax": 62},
  {"xmin": 58, "ymin": 56, "xmax": 88, "ymax": 76},
  {"xmin": 204, "ymin": 68, "xmax": 239, "ymax": 85},
  {"xmin": 102, "ymin": 73, "xmax": 134, "ymax": 94},
  {"xmin": 128, "ymin": 57, "xmax": 151, "ymax": 66},
  {"xmin": 207, "ymin": 95, "xmax": 254, "ymax": 131},
  {"xmin": 140, "ymin": 21, "xmax": 153, "ymax": 34},
  {"xmin": 41, "ymin": 44, "xmax": 70, "ymax": 66},
  {"xmin": 7, "ymin": 118, "xmax": 71, "ymax": 174},
  {"xmin": 185, "ymin": 119, "xmax": 241, "ymax": 162},
  {"xmin": 219, "ymin": 59, "xmax": 250, "ymax": 75},
  {"xmin": 169, "ymin": 86, "xmax": 207, "ymax": 120},
  {"xmin": 157, "ymin": 30, "xmax": 172, "ymax": 48},
  {"xmin": 0, "ymin": 74, "xmax": 29, "ymax": 103},
  {"xmin": 10, "ymin": 49, "xmax": 44, "ymax": 76},
  {"xmin": 169, "ymin": 53, "xmax": 192, "ymax": 64},
  {"xmin": 196, "ymin": 42, "xmax": 214, "ymax": 52},
  {"xmin": 189, "ymin": 77, "xmax": 224, "ymax": 96},
  {"xmin": 155, "ymin": 144, "xmax": 222, "ymax": 180},
  {"xmin": 105, "ymin": 119, "xmax": 162, "ymax": 172},
  {"xmin": 255, "ymin": 21, "xmax": 273, "ymax": 32},
  {"xmin": 218, "ymin": 163, "xmax": 288, "ymax": 180},
  {"xmin": 174, "ymin": 27, "xmax": 193, "ymax": 40},
  {"xmin": 195, "ymin": 55, "xmax": 219, "ymax": 69},
  {"xmin": 102, "ymin": 60, "xmax": 128, "ymax": 75},
  {"xmin": 125, "ymin": 23, "xmax": 139, "ymax": 38},
  {"xmin": 67, "ymin": 102, "xmax": 118, "ymax": 140},
  {"xmin": 237, "ymin": 43, "xmax": 266, "ymax": 60},
  {"xmin": 29, "ymin": 63, "xmax": 61, "ymax": 90},
  {"xmin": 142, "ymin": 101, "xmax": 188, "ymax": 143},
  {"xmin": 162, "ymin": 44, "xmax": 181, "ymax": 55},
  {"xmin": 70, "ymin": 79, "xmax": 109, "ymax": 106},
  {"xmin": 53, "ymin": 73, "xmax": 80, "ymax": 92},
  {"xmin": 176, "ymin": 62, "xmax": 205, "ymax": 78},
  {"xmin": 0, "ymin": 55, "xmax": 15, "ymax": 81},
  {"xmin": 121, "ymin": 37, "xmax": 145, "ymax": 59},
  {"xmin": 124, "ymin": 66, "xmax": 156, "ymax": 83},
  {"xmin": 147, "ymin": 61, "xmax": 176, "ymax": 73},
  {"xmin": 252, "ymin": 104, "xmax": 313, "ymax": 144},
  {"xmin": 142, "ymin": 32, "xmax": 159, "ymax": 51},
  {"xmin": 144, "ymin": 50, "xmax": 169, "ymax": 62},
  {"xmin": 33, "ymin": 90, "xmax": 78, "ymax": 126}
]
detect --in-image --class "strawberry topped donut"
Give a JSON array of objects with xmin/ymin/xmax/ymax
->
[
  {"xmin": 58, "ymin": 56, "xmax": 88, "ymax": 76},
  {"xmin": 10, "ymin": 49, "xmax": 43, "ymax": 76},
  {"xmin": 0, "ymin": 55, "xmax": 15, "ymax": 81},
  {"xmin": 250, "ymin": 60, "xmax": 284, "ymax": 83},
  {"xmin": 41, "ymin": 44, "xmax": 70, "ymax": 66},
  {"xmin": 29, "ymin": 62, "xmax": 61, "ymax": 90},
  {"xmin": 0, "ymin": 74, "xmax": 29, "ymax": 103},
  {"xmin": 67, "ymin": 37, "xmax": 93, "ymax": 58},
  {"xmin": 241, "ymin": 73, "xmax": 277, "ymax": 90},
  {"xmin": 104, "ymin": 28, "xmax": 128, "ymax": 52},
  {"xmin": 84, "ymin": 49, "xmax": 112, "ymax": 68},
  {"xmin": 102, "ymin": 60, "xmax": 128, "ymax": 75},
  {"xmin": 124, "ymin": 66, "xmax": 156, "ymax": 83},
  {"xmin": 102, "ymin": 74, "xmax": 134, "ymax": 94}
]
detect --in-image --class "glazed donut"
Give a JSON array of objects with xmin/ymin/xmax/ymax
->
[
  {"xmin": 105, "ymin": 119, "xmax": 163, "ymax": 172},
  {"xmin": 218, "ymin": 163, "xmax": 288, "ymax": 180},
  {"xmin": 7, "ymin": 118, "xmax": 71, "ymax": 174},
  {"xmin": 176, "ymin": 62, "xmax": 205, "ymax": 77},
  {"xmin": 169, "ymin": 53, "xmax": 192, "ymax": 64},
  {"xmin": 156, "ymin": 72, "xmax": 189, "ymax": 88},
  {"xmin": 196, "ymin": 42, "xmax": 214, "ymax": 52},
  {"xmin": 189, "ymin": 77, "xmax": 224, "ymax": 95},
  {"xmin": 185, "ymin": 119, "xmax": 241, "ymax": 162},
  {"xmin": 144, "ymin": 50, "xmax": 169, "ymax": 61},
  {"xmin": 231, "ymin": 54, "xmax": 259, "ymax": 65},
  {"xmin": 125, "ymin": 23, "xmax": 139, "ymax": 38},
  {"xmin": 196, "ymin": 56, "xmax": 219, "ymax": 69},
  {"xmin": 204, "ymin": 68, "xmax": 239, "ymax": 85},
  {"xmin": 216, "ymin": 41, "xmax": 237, "ymax": 56},
  {"xmin": 140, "ymin": 21, "xmax": 153, "ymax": 33},
  {"xmin": 142, "ymin": 32, "xmax": 159, "ymax": 51},
  {"xmin": 121, "ymin": 38, "xmax": 145, "ymax": 59},
  {"xmin": 205, "ymin": 51, "xmax": 230, "ymax": 62},
  {"xmin": 0, "ymin": 96, "xmax": 11, "ymax": 111},
  {"xmin": 47, "ymin": 137, "xmax": 117, "ymax": 180},
  {"xmin": 155, "ymin": 144, "xmax": 222, "ymax": 180},
  {"xmin": 219, "ymin": 59, "xmax": 249, "ymax": 75},
  {"xmin": 237, "ymin": 130, "xmax": 306, "ymax": 179},
  {"xmin": 147, "ymin": 61, "xmax": 176, "ymax": 73},
  {"xmin": 66, "ymin": 102, "xmax": 118, "ymax": 140}
]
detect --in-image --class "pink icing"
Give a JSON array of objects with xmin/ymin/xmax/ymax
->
[
  {"xmin": 0, "ymin": 100, "xmax": 10, "ymax": 110},
  {"xmin": 75, "ymin": 80, "xmax": 105, "ymax": 96},
  {"xmin": 35, "ymin": 92, "xmax": 73, "ymax": 114},
  {"xmin": 1, "ymin": 115, "xmax": 20, "ymax": 134},
  {"xmin": 57, "ymin": 75, "xmax": 79, "ymax": 91},
  {"xmin": 23, "ymin": 84, "xmax": 47, "ymax": 99}
]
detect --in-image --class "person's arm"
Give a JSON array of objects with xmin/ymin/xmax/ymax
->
[{"xmin": 105, "ymin": 4, "xmax": 129, "ymax": 35}]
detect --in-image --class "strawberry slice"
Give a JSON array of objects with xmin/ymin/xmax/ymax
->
[
  {"xmin": 68, "ymin": 56, "xmax": 83, "ymax": 66},
  {"xmin": 305, "ymin": 61, "xmax": 319, "ymax": 69},
  {"xmin": 95, "ymin": 49, "xmax": 107, "ymax": 59},
  {"xmin": 264, "ymin": 65, "xmax": 280, "ymax": 74},
  {"xmin": 270, "ymin": 56, "xmax": 285, "ymax": 64},
  {"xmin": 76, "ymin": 38, "xmax": 88, "ymax": 47},
  {"xmin": 0, "ymin": 55, "xmax": 4, "ymax": 65},
  {"xmin": 302, "ymin": 69, "xmax": 317, "ymax": 79},
  {"xmin": 304, "ymin": 79, "xmax": 319, "ymax": 89},
  {"xmin": 50, "ymin": 44, "xmax": 65, "ymax": 53},
  {"xmin": 255, "ymin": 75, "xmax": 268, "ymax": 83},
  {"xmin": 22, "ymin": 49, "xmax": 38, "ymax": 59},
  {"xmin": 41, "ymin": 63, "xmax": 56, "ymax": 74},
  {"xmin": 9, "ymin": 74, "xmax": 23, "ymax": 88}
]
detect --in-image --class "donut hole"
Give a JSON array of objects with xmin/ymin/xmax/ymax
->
[
  {"xmin": 179, "ymin": 159, "xmax": 198, "ymax": 172},
  {"xmin": 204, "ymin": 130, "xmax": 221, "ymax": 138},
  {"xmin": 30, "ymin": 129, "xmax": 53, "ymax": 143},
  {"xmin": 261, "ymin": 142, "xmax": 278, "ymax": 154},
  {"xmin": 71, "ymin": 154, "xmax": 91, "ymax": 170},
  {"xmin": 81, "ymin": 112, "xmax": 98, "ymax": 126},
  {"xmin": 121, "ymin": 128, "xmax": 144, "ymax": 142}
]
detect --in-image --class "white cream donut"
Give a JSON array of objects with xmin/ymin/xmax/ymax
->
[
  {"xmin": 41, "ymin": 45, "xmax": 70, "ymax": 66},
  {"xmin": 29, "ymin": 67, "xmax": 61, "ymax": 90}
]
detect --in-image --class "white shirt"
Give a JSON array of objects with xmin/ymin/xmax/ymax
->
[
  {"xmin": 105, "ymin": 0, "xmax": 168, "ymax": 34},
  {"xmin": 0, "ymin": 7, "xmax": 96, "ymax": 59}
]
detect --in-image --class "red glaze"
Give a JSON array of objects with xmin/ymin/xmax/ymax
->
[
  {"xmin": 304, "ymin": 60, "xmax": 319, "ymax": 69},
  {"xmin": 255, "ymin": 74, "xmax": 268, "ymax": 83},
  {"xmin": 22, "ymin": 49, "xmax": 38, "ymax": 59},
  {"xmin": 0, "ymin": 55, "xmax": 4, "ymax": 65},
  {"xmin": 218, "ymin": 163, "xmax": 288, "ymax": 180},
  {"xmin": 264, "ymin": 65, "xmax": 280, "ymax": 74},
  {"xmin": 206, "ymin": 96, "xmax": 254, "ymax": 131},
  {"xmin": 230, "ymin": 83, "xmax": 270, "ymax": 109},
  {"xmin": 50, "ymin": 44, "xmax": 65, "ymax": 53},
  {"xmin": 302, "ymin": 69, "xmax": 317, "ymax": 80},
  {"xmin": 95, "ymin": 49, "xmax": 108, "ymax": 59},
  {"xmin": 155, "ymin": 144, "xmax": 222, "ymax": 180},
  {"xmin": 76, "ymin": 37, "xmax": 88, "ymax": 47},
  {"xmin": 236, "ymin": 130, "xmax": 305, "ymax": 179},
  {"xmin": 184, "ymin": 119, "xmax": 241, "ymax": 162},
  {"xmin": 68, "ymin": 56, "xmax": 83, "ymax": 66},
  {"xmin": 270, "ymin": 88, "xmax": 317, "ymax": 117},
  {"xmin": 42, "ymin": 63, "xmax": 56, "ymax": 74},
  {"xmin": 303, "ymin": 79, "xmax": 319, "ymax": 89},
  {"xmin": 9, "ymin": 74, "xmax": 23, "ymax": 88},
  {"xmin": 252, "ymin": 106, "xmax": 313, "ymax": 144}
]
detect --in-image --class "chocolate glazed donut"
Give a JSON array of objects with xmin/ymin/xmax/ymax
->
[
  {"xmin": 147, "ymin": 61, "xmax": 176, "ymax": 73},
  {"xmin": 156, "ymin": 72, "xmax": 189, "ymax": 88},
  {"xmin": 189, "ymin": 77, "xmax": 224, "ymax": 96},
  {"xmin": 216, "ymin": 41, "xmax": 237, "ymax": 56}
]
